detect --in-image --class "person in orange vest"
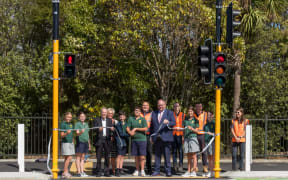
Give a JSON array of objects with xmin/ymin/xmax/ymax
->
[
  {"xmin": 194, "ymin": 103, "xmax": 208, "ymax": 174},
  {"xmin": 140, "ymin": 101, "xmax": 153, "ymax": 175},
  {"xmin": 231, "ymin": 107, "xmax": 250, "ymax": 171},
  {"xmin": 172, "ymin": 102, "xmax": 185, "ymax": 173}
]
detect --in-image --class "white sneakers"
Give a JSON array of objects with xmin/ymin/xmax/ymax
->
[
  {"xmin": 133, "ymin": 170, "xmax": 145, "ymax": 177},
  {"xmin": 132, "ymin": 170, "xmax": 139, "ymax": 176},
  {"xmin": 182, "ymin": 171, "xmax": 197, "ymax": 177},
  {"xmin": 206, "ymin": 171, "xmax": 211, "ymax": 177},
  {"xmin": 190, "ymin": 171, "xmax": 197, "ymax": 177},
  {"xmin": 202, "ymin": 171, "xmax": 213, "ymax": 177},
  {"xmin": 182, "ymin": 171, "xmax": 191, "ymax": 177},
  {"xmin": 81, "ymin": 172, "xmax": 89, "ymax": 177}
]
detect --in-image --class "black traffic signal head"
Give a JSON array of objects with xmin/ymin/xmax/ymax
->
[
  {"xmin": 64, "ymin": 54, "xmax": 76, "ymax": 78},
  {"xmin": 214, "ymin": 52, "xmax": 226, "ymax": 87},
  {"xmin": 198, "ymin": 39, "xmax": 213, "ymax": 84},
  {"xmin": 226, "ymin": 2, "xmax": 241, "ymax": 46}
]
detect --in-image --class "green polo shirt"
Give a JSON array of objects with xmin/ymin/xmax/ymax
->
[
  {"xmin": 127, "ymin": 116, "xmax": 147, "ymax": 141},
  {"xmin": 60, "ymin": 121, "xmax": 74, "ymax": 143},
  {"xmin": 183, "ymin": 117, "xmax": 199, "ymax": 139},
  {"xmin": 75, "ymin": 121, "xmax": 89, "ymax": 143},
  {"xmin": 204, "ymin": 120, "xmax": 215, "ymax": 143}
]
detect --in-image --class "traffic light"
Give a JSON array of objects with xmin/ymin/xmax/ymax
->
[
  {"xmin": 214, "ymin": 52, "xmax": 226, "ymax": 87},
  {"xmin": 198, "ymin": 39, "xmax": 213, "ymax": 84},
  {"xmin": 226, "ymin": 2, "xmax": 241, "ymax": 46},
  {"xmin": 64, "ymin": 54, "xmax": 76, "ymax": 78}
]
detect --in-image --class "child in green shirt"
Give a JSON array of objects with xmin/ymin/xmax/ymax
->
[
  {"xmin": 204, "ymin": 112, "xmax": 215, "ymax": 177},
  {"xmin": 126, "ymin": 107, "xmax": 148, "ymax": 177},
  {"xmin": 75, "ymin": 112, "xmax": 90, "ymax": 177},
  {"xmin": 182, "ymin": 107, "xmax": 199, "ymax": 177},
  {"xmin": 60, "ymin": 112, "xmax": 74, "ymax": 178}
]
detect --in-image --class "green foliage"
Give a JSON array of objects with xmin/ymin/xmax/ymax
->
[{"xmin": 0, "ymin": 0, "xmax": 288, "ymax": 157}]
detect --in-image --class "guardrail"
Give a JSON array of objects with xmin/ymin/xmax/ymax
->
[{"xmin": 0, "ymin": 115, "xmax": 287, "ymax": 159}]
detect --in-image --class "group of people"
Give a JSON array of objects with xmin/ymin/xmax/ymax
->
[{"xmin": 59, "ymin": 99, "xmax": 249, "ymax": 178}]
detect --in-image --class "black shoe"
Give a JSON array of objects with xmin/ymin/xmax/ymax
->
[
  {"xmin": 96, "ymin": 172, "xmax": 101, "ymax": 177},
  {"xmin": 104, "ymin": 173, "xmax": 111, "ymax": 177},
  {"xmin": 147, "ymin": 169, "xmax": 152, "ymax": 175},
  {"xmin": 120, "ymin": 168, "xmax": 125, "ymax": 175},
  {"xmin": 115, "ymin": 169, "xmax": 120, "ymax": 177},
  {"xmin": 166, "ymin": 172, "xmax": 172, "ymax": 177}
]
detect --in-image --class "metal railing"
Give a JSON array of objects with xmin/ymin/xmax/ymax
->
[{"xmin": 0, "ymin": 116, "xmax": 288, "ymax": 158}]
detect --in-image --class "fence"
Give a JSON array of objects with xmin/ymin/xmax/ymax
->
[{"xmin": 0, "ymin": 116, "xmax": 288, "ymax": 158}]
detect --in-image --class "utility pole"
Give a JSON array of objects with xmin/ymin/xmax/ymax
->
[
  {"xmin": 52, "ymin": 0, "xmax": 59, "ymax": 179},
  {"xmin": 214, "ymin": 0, "xmax": 222, "ymax": 178}
]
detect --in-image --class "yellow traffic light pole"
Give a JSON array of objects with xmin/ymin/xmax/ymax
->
[
  {"xmin": 214, "ymin": 45, "xmax": 222, "ymax": 178},
  {"xmin": 214, "ymin": 0, "xmax": 223, "ymax": 177},
  {"xmin": 52, "ymin": 0, "xmax": 60, "ymax": 179}
]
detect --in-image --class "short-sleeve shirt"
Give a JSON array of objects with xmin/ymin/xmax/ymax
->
[
  {"xmin": 127, "ymin": 116, "xmax": 147, "ymax": 141},
  {"xmin": 75, "ymin": 121, "xmax": 89, "ymax": 143},
  {"xmin": 183, "ymin": 117, "xmax": 199, "ymax": 139},
  {"xmin": 60, "ymin": 121, "xmax": 74, "ymax": 143},
  {"xmin": 204, "ymin": 120, "xmax": 215, "ymax": 143}
]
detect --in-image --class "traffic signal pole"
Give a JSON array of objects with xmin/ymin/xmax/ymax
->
[
  {"xmin": 214, "ymin": 0, "xmax": 222, "ymax": 178},
  {"xmin": 52, "ymin": 0, "xmax": 59, "ymax": 179}
]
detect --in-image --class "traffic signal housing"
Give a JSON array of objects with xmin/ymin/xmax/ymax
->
[
  {"xmin": 214, "ymin": 52, "xmax": 226, "ymax": 87},
  {"xmin": 64, "ymin": 54, "xmax": 76, "ymax": 78},
  {"xmin": 198, "ymin": 39, "xmax": 213, "ymax": 84},
  {"xmin": 226, "ymin": 2, "xmax": 241, "ymax": 46}
]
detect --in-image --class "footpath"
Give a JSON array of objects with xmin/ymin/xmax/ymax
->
[{"xmin": 0, "ymin": 159, "xmax": 288, "ymax": 179}]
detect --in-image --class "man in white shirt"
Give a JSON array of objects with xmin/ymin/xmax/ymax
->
[{"xmin": 94, "ymin": 108, "xmax": 114, "ymax": 177}]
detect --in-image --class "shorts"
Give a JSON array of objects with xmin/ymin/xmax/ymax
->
[
  {"xmin": 184, "ymin": 137, "xmax": 200, "ymax": 153},
  {"xmin": 75, "ymin": 141, "xmax": 89, "ymax": 153},
  {"xmin": 61, "ymin": 143, "xmax": 75, "ymax": 156},
  {"xmin": 207, "ymin": 141, "xmax": 215, "ymax": 156},
  {"xmin": 131, "ymin": 141, "xmax": 147, "ymax": 156},
  {"xmin": 117, "ymin": 146, "xmax": 127, "ymax": 156}
]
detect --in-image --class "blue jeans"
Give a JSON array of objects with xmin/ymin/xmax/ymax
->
[
  {"xmin": 172, "ymin": 135, "xmax": 183, "ymax": 166},
  {"xmin": 232, "ymin": 142, "xmax": 245, "ymax": 170}
]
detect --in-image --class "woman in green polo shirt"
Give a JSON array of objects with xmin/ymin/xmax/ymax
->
[
  {"xmin": 60, "ymin": 112, "xmax": 74, "ymax": 178},
  {"xmin": 75, "ymin": 112, "xmax": 90, "ymax": 177}
]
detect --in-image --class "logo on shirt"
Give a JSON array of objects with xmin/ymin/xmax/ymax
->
[{"xmin": 139, "ymin": 120, "xmax": 141, "ymax": 124}]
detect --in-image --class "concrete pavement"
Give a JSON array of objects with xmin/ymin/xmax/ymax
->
[{"xmin": 0, "ymin": 159, "xmax": 288, "ymax": 179}]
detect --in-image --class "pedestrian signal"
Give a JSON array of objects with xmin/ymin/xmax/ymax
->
[{"xmin": 64, "ymin": 54, "xmax": 76, "ymax": 78}]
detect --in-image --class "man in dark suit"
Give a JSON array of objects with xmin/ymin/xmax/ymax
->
[
  {"xmin": 93, "ymin": 107, "xmax": 115, "ymax": 177},
  {"xmin": 150, "ymin": 99, "xmax": 176, "ymax": 177}
]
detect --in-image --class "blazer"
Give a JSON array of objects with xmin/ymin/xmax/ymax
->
[
  {"xmin": 93, "ymin": 117, "xmax": 113, "ymax": 146},
  {"xmin": 150, "ymin": 109, "xmax": 176, "ymax": 143}
]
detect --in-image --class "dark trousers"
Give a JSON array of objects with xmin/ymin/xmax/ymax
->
[
  {"xmin": 172, "ymin": 135, "xmax": 183, "ymax": 166},
  {"xmin": 96, "ymin": 140, "xmax": 111, "ymax": 174},
  {"xmin": 146, "ymin": 135, "xmax": 152, "ymax": 171},
  {"xmin": 197, "ymin": 134, "xmax": 208, "ymax": 166},
  {"xmin": 154, "ymin": 139, "xmax": 172, "ymax": 174},
  {"xmin": 232, "ymin": 142, "xmax": 245, "ymax": 170}
]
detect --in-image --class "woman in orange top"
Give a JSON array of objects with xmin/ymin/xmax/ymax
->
[{"xmin": 231, "ymin": 108, "xmax": 249, "ymax": 171}]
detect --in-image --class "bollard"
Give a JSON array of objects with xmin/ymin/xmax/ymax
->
[
  {"xmin": 18, "ymin": 124, "xmax": 25, "ymax": 172},
  {"xmin": 245, "ymin": 125, "xmax": 252, "ymax": 171}
]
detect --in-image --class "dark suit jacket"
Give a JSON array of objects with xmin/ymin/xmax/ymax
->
[
  {"xmin": 150, "ymin": 109, "xmax": 176, "ymax": 143},
  {"xmin": 93, "ymin": 117, "xmax": 113, "ymax": 146}
]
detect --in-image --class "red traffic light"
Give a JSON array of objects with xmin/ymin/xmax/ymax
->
[
  {"xmin": 216, "ymin": 55, "xmax": 225, "ymax": 63},
  {"xmin": 68, "ymin": 56, "xmax": 73, "ymax": 64}
]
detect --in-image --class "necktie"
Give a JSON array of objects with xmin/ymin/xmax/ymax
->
[{"xmin": 158, "ymin": 112, "xmax": 163, "ymax": 123}]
